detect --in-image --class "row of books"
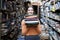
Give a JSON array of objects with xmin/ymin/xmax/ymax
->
[
  {"xmin": 47, "ymin": 18, "xmax": 60, "ymax": 33},
  {"xmin": 41, "ymin": 12, "xmax": 60, "ymax": 21}
]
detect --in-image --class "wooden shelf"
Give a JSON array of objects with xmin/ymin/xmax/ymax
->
[
  {"xmin": 42, "ymin": 12, "xmax": 60, "ymax": 21},
  {"xmin": 49, "ymin": 23, "xmax": 60, "ymax": 34}
]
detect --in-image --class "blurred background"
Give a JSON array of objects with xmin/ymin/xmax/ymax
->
[{"xmin": 0, "ymin": 0, "xmax": 60, "ymax": 40}]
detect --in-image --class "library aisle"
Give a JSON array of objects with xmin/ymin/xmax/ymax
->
[{"xmin": 0, "ymin": 0, "xmax": 60, "ymax": 40}]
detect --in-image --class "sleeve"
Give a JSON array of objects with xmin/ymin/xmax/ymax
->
[
  {"xmin": 34, "ymin": 20, "xmax": 42, "ymax": 34},
  {"xmin": 21, "ymin": 20, "xmax": 29, "ymax": 35}
]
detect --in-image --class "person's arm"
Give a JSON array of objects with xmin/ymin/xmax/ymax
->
[
  {"xmin": 35, "ymin": 21, "xmax": 42, "ymax": 34},
  {"xmin": 21, "ymin": 20, "xmax": 28, "ymax": 35}
]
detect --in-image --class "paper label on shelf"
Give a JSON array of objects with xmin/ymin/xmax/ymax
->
[
  {"xmin": 30, "ymin": 0, "xmax": 39, "ymax": 2},
  {"xmin": 56, "ymin": 16, "xmax": 59, "ymax": 19},
  {"xmin": 51, "ymin": 6, "xmax": 56, "ymax": 12},
  {"xmin": 53, "ymin": 27, "xmax": 55, "ymax": 29},
  {"xmin": 58, "ymin": 28, "xmax": 60, "ymax": 32}
]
